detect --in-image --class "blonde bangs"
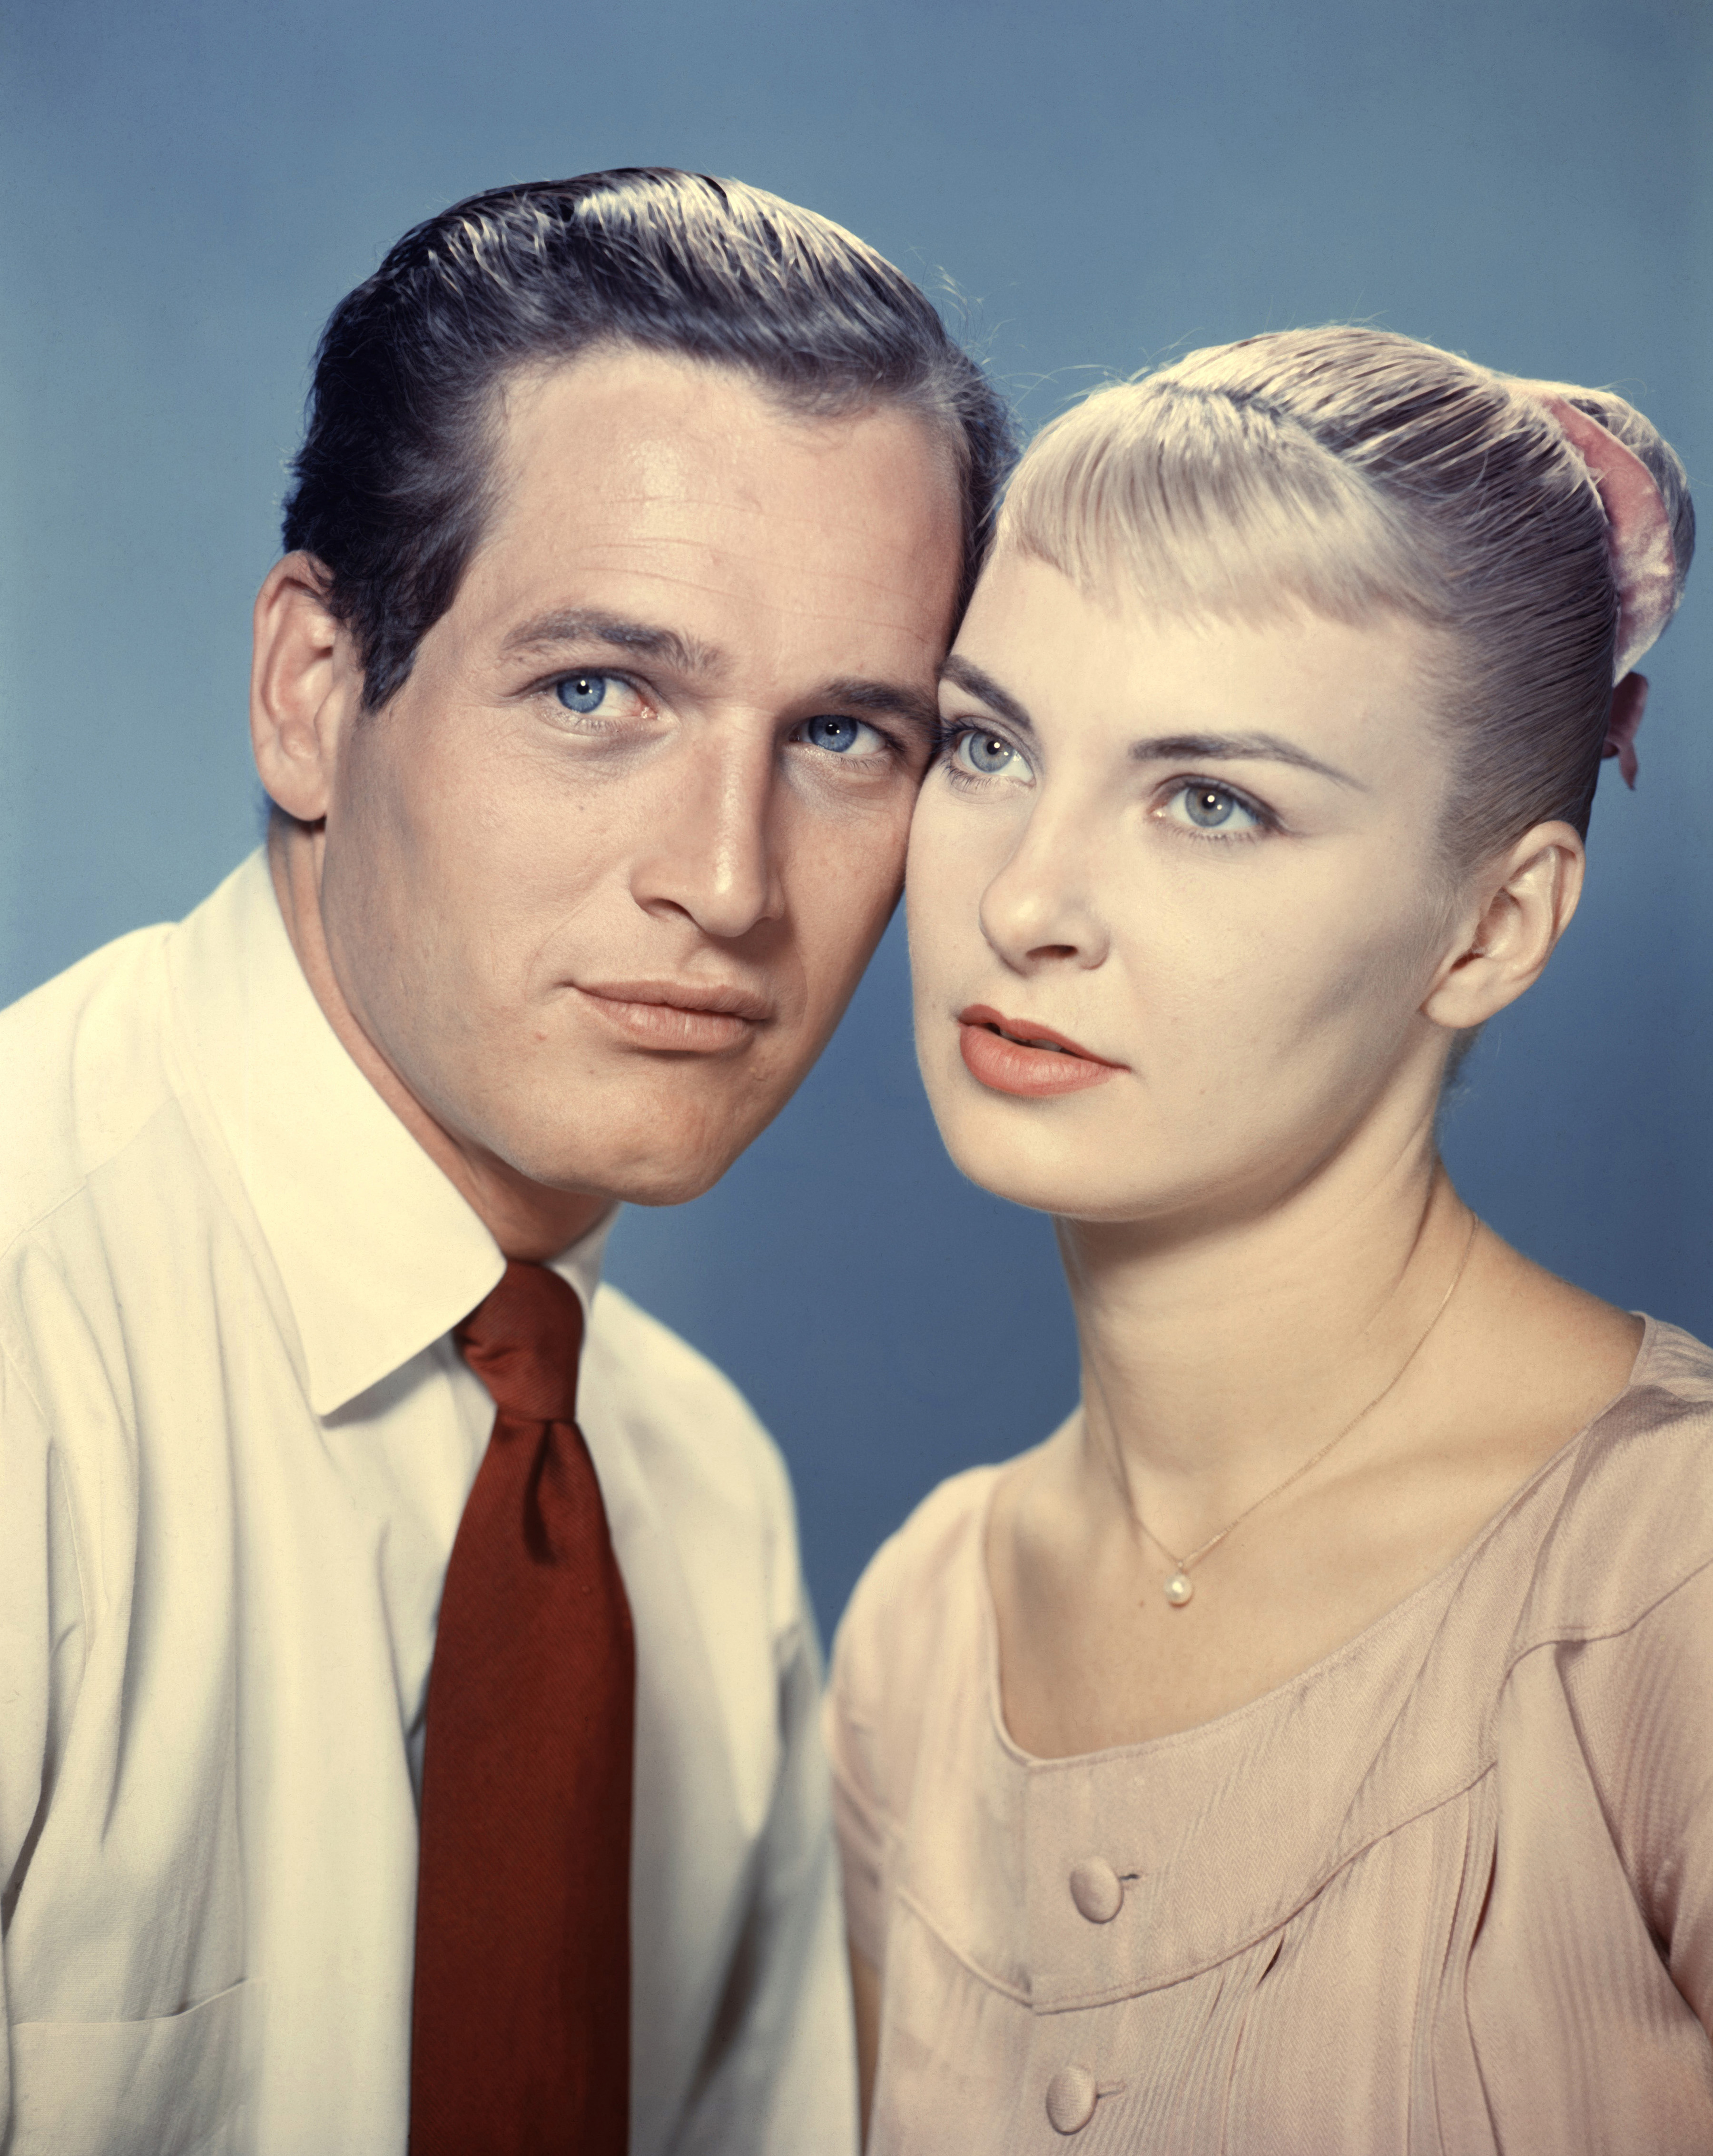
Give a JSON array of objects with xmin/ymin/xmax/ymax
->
[
  {"xmin": 981, "ymin": 324, "xmax": 1693, "ymax": 862},
  {"xmin": 1000, "ymin": 375, "xmax": 1444, "ymax": 632}
]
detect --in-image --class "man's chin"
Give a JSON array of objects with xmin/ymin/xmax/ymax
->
[
  {"xmin": 494, "ymin": 1077, "xmax": 792, "ymax": 1214},
  {"xmin": 516, "ymin": 1138, "xmax": 754, "ymax": 1215}
]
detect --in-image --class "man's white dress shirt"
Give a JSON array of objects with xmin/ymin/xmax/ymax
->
[{"xmin": 0, "ymin": 852, "xmax": 857, "ymax": 2156}]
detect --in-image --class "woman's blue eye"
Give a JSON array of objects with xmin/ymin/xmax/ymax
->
[
  {"xmin": 555, "ymin": 672, "xmax": 615, "ymax": 714},
  {"xmin": 1171, "ymin": 782, "xmax": 1261, "ymax": 833},
  {"xmin": 802, "ymin": 713, "xmax": 875, "ymax": 754},
  {"xmin": 957, "ymin": 730, "xmax": 1020, "ymax": 776}
]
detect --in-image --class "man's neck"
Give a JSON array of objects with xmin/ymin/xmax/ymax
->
[{"xmin": 266, "ymin": 817, "xmax": 611, "ymax": 1262}]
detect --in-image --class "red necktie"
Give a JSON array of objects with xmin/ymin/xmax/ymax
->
[{"xmin": 410, "ymin": 1261, "xmax": 636, "ymax": 2155}]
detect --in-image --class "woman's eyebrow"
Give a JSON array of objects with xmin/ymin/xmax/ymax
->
[
  {"xmin": 1131, "ymin": 731, "xmax": 1366, "ymax": 790},
  {"xmin": 938, "ymin": 664, "xmax": 1364, "ymax": 790},
  {"xmin": 938, "ymin": 655, "xmax": 1037, "ymax": 739}
]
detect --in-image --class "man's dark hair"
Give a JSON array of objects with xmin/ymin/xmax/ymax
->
[{"xmin": 282, "ymin": 168, "xmax": 1015, "ymax": 710}]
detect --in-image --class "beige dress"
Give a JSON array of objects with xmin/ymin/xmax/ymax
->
[{"xmin": 826, "ymin": 1317, "xmax": 1713, "ymax": 2154}]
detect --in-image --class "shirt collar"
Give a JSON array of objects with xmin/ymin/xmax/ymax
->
[{"xmin": 166, "ymin": 850, "xmax": 615, "ymax": 1417}]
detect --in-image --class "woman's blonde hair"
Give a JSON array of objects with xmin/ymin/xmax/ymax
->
[{"xmin": 1001, "ymin": 326, "xmax": 1694, "ymax": 862}]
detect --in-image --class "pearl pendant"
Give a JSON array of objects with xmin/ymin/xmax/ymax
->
[{"xmin": 1164, "ymin": 1571, "xmax": 1194, "ymax": 1606}]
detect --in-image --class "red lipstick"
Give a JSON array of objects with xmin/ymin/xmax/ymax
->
[{"xmin": 955, "ymin": 1005, "xmax": 1124, "ymax": 1098}]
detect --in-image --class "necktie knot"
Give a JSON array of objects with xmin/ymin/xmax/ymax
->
[{"xmin": 454, "ymin": 1260, "xmax": 585, "ymax": 1423}]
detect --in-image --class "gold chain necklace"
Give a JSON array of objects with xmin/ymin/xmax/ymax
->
[{"xmin": 1132, "ymin": 1213, "xmax": 1481, "ymax": 1608}]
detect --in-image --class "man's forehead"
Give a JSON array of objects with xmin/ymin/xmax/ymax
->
[
  {"xmin": 441, "ymin": 351, "xmax": 965, "ymax": 676},
  {"xmin": 494, "ymin": 345, "xmax": 942, "ymax": 486}
]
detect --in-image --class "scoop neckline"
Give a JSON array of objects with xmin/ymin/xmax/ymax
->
[{"xmin": 977, "ymin": 1312, "xmax": 1661, "ymax": 1771}]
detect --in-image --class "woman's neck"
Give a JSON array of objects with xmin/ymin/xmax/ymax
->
[{"xmin": 1058, "ymin": 1130, "xmax": 1472, "ymax": 1549}]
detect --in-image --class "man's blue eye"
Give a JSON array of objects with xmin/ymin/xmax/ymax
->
[
  {"xmin": 556, "ymin": 673, "xmax": 611, "ymax": 714},
  {"xmin": 804, "ymin": 714, "xmax": 865, "ymax": 753}
]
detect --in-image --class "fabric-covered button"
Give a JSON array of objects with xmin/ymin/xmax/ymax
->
[
  {"xmin": 1045, "ymin": 2064, "xmax": 1098, "ymax": 2134},
  {"xmin": 1069, "ymin": 1856, "xmax": 1124, "ymax": 1923}
]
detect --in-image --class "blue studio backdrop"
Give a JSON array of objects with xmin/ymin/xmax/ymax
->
[{"xmin": 3, "ymin": 0, "xmax": 1707, "ymax": 1629}]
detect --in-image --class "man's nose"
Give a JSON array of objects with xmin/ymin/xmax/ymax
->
[{"xmin": 628, "ymin": 721, "xmax": 785, "ymax": 941}]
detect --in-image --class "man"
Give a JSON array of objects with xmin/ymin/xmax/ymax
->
[{"xmin": 0, "ymin": 169, "xmax": 1011, "ymax": 2156}]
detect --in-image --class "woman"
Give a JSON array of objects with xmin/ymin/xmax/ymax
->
[{"xmin": 826, "ymin": 327, "xmax": 1705, "ymax": 2152}]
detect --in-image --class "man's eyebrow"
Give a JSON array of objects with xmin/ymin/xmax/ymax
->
[
  {"xmin": 821, "ymin": 677, "xmax": 941, "ymax": 735},
  {"xmin": 1130, "ymin": 731, "xmax": 1365, "ymax": 790},
  {"xmin": 937, "ymin": 655, "xmax": 1038, "ymax": 738},
  {"xmin": 501, "ymin": 608, "xmax": 723, "ymax": 674},
  {"xmin": 499, "ymin": 616, "xmax": 936, "ymax": 733}
]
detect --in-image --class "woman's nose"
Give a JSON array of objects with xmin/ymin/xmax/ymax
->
[{"xmin": 976, "ymin": 801, "xmax": 1111, "ymax": 973}]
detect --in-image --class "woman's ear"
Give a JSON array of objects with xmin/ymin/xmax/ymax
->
[
  {"xmin": 1422, "ymin": 821, "xmax": 1585, "ymax": 1031},
  {"xmin": 249, "ymin": 554, "xmax": 363, "ymax": 823}
]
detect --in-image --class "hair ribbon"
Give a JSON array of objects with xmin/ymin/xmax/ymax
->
[{"xmin": 1518, "ymin": 385, "xmax": 1679, "ymax": 787}]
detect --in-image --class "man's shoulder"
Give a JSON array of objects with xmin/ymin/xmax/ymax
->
[
  {"xmin": 0, "ymin": 922, "xmax": 178, "ymax": 1249},
  {"xmin": 581, "ymin": 1282, "xmax": 811, "ymax": 1655}
]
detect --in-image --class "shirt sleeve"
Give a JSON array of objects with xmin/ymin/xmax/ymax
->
[
  {"xmin": 0, "ymin": 1340, "xmax": 88, "ymax": 2132},
  {"xmin": 1563, "ymin": 1554, "xmax": 1713, "ymax": 2032},
  {"xmin": 821, "ymin": 1468, "xmax": 995, "ymax": 1977},
  {"xmin": 669, "ymin": 1578, "xmax": 859, "ymax": 2156},
  {"xmin": 822, "ymin": 1602, "xmax": 889, "ymax": 1971}
]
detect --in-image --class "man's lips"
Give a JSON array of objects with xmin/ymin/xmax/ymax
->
[
  {"xmin": 572, "ymin": 978, "xmax": 773, "ymax": 1053},
  {"xmin": 956, "ymin": 1004, "xmax": 1125, "ymax": 1098}
]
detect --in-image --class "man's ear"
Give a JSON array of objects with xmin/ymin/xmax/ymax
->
[
  {"xmin": 1422, "ymin": 821, "xmax": 1585, "ymax": 1032},
  {"xmin": 249, "ymin": 554, "xmax": 362, "ymax": 822}
]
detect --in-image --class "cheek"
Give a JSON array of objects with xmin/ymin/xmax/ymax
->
[
  {"xmin": 1300, "ymin": 866, "xmax": 1456, "ymax": 1023},
  {"xmin": 1216, "ymin": 904, "xmax": 1445, "ymax": 1099},
  {"xmin": 1114, "ymin": 855, "xmax": 1449, "ymax": 1079},
  {"xmin": 319, "ymin": 734, "xmax": 425, "ymax": 986},
  {"xmin": 329, "ymin": 707, "xmax": 487, "ymax": 935},
  {"xmin": 794, "ymin": 842, "xmax": 906, "ymax": 1021},
  {"xmin": 734, "ymin": 779, "xmax": 907, "ymax": 1032},
  {"xmin": 905, "ymin": 794, "xmax": 994, "ymax": 979},
  {"xmin": 328, "ymin": 741, "xmax": 562, "ymax": 1034}
]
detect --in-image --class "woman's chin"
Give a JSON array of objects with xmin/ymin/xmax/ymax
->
[
  {"xmin": 928, "ymin": 1088, "xmax": 1269, "ymax": 1231},
  {"xmin": 932, "ymin": 1114, "xmax": 1138, "ymax": 1221}
]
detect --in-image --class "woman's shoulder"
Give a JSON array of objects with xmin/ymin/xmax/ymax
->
[
  {"xmin": 833, "ymin": 1462, "xmax": 1003, "ymax": 1691},
  {"xmin": 1516, "ymin": 1315, "xmax": 1713, "ymax": 1645},
  {"xmin": 824, "ymin": 1462, "xmax": 1008, "ymax": 1856},
  {"xmin": 1619, "ymin": 1314, "xmax": 1713, "ymax": 1414}
]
